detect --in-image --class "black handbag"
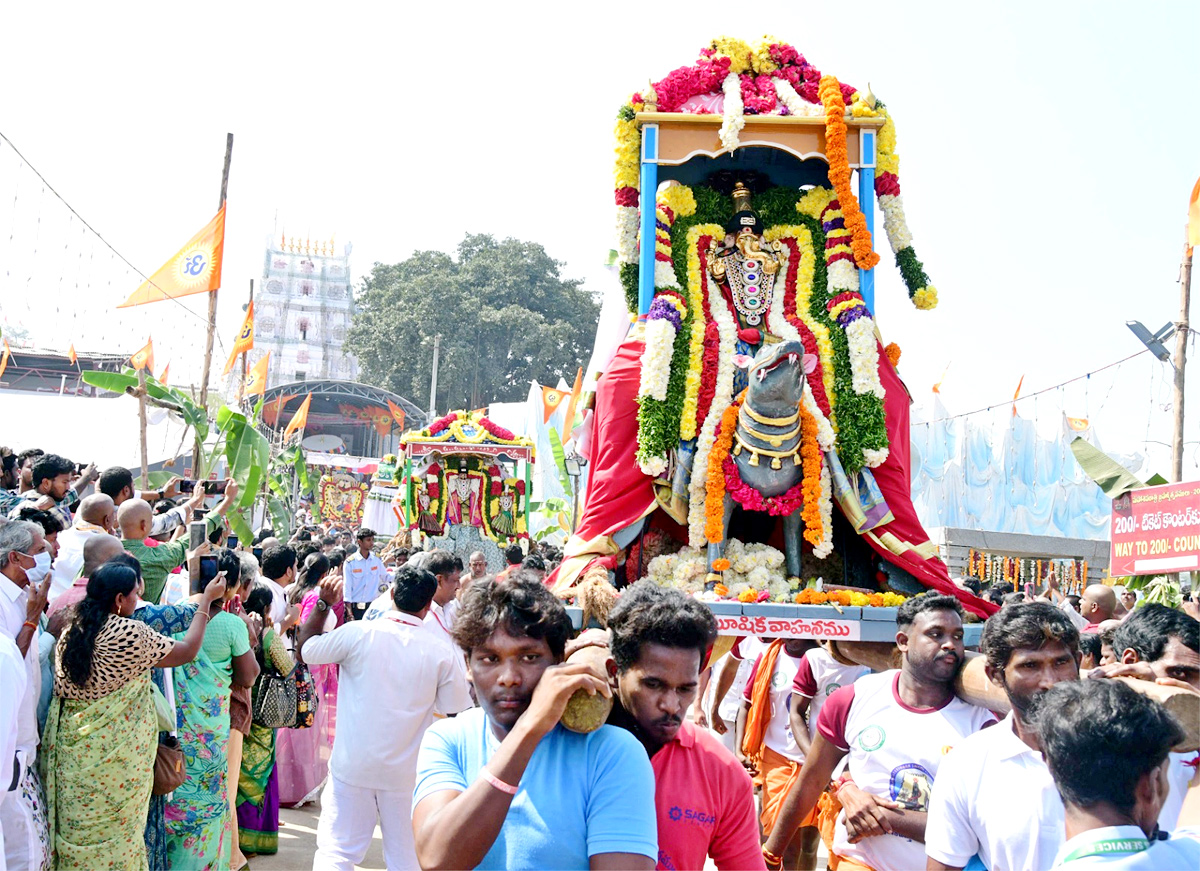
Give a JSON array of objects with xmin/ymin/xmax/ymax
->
[{"xmin": 284, "ymin": 626, "xmax": 319, "ymax": 730}]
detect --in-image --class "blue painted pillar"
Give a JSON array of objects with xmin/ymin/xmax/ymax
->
[
  {"xmin": 857, "ymin": 128, "xmax": 877, "ymax": 315},
  {"xmin": 638, "ymin": 124, "xmax": 660, "ymax": 317}
]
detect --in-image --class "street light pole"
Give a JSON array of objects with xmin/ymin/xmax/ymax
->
[{"xmin": 1172, "ymin": 230, "xmax": 1193, "ymax": 482}]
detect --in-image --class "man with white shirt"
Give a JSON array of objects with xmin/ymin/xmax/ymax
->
[
  {"xmin": 259, "ymin": 545, "xmax": 298, "ymax": 631},
  {"xmin": 298, "ymin": 564, "xmax": 472, "ymax": 870},
  {"xmin": 47, "ymin": 493, "xmax": 114, "ymax": 602},
  {"xmin": 0, "ymin": 521, "xmax": 52, "ymax": 871},
  {"xmin": 763, "ymin": 594, "xmax": 996, "ymax": 871},
  {"xmin": 0, "ymin": 630, "xmax": 27, "ymax": 869},
  {"xmin": 1035, "ymin": 679, "xmax": 1200, "ymax": 870},
  {"xmin": 424, "ymin": 550, "xmax": 461, "ymax": 639},
  {"xmin": 342, "ymin": 528, "xmax": 386, "ymax": 621},
  {"xmin": 788, "ymin": 641, "xmax": 869, "ymax": 760},
  {"xmin": 926, "ymin": 601, "xmax": 1082, "ymax": 871}
]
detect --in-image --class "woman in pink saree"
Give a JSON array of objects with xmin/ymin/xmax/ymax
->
[{"xmin": 274, "ymin": 554, "xmax": 342, "ymax": 807}]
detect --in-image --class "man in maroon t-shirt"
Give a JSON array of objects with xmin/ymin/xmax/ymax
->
[{"xmin": 605, "ymin": 581, "xmax": 766, "ymax": 871}]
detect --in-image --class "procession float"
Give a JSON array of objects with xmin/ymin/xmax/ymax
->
[
  {"xmin": 397, "ymin": 410, "xmax": 536, "ymax": 571},
  {"xmin": 549, "ymin": 37, "xmax": 997, "ymax": 643}
]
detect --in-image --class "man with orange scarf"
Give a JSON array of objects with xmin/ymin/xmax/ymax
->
[{"xmin": 734, "ymin": 637, "xmax": 820, "ymax": 870}]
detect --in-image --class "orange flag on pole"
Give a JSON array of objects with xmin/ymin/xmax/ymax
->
[
  {"xmin": 387, "ymin": 399, "xmax": 407, "ymax": 431},
  {"xmin": 157, "ymin": 362, "xmax": 170, "ymax": 384},
  {"xmin": 1188, "ymin": 175, "xmax": 1200, "ymax": 255},
  {"xmin": 117, "ymin": 206, "xmax": 226, "ymax": 307},
  {"xmin": 223, "ymin": 301, "xmax": 255, "ymax": 375},
  {"xmin": 130, "ymin": 337, "xmax": 155, "ymax": 372},
  {"xmin": 0, "ymin": 340, "xmax": 10, "ymax": 380},
  {"xmin": 541, "ymin": 386, "xmax": 566, "ymax": 424},
  {"xmin": 284, "ymin": 393, "xmax": 312, "ymax": 441},
  {"xmin": 1011, "ymin": 374, "xmax": 1025, "ymax": 417},
  {"xmin": 67, "ymin": 344, "xmax": 78, "ymax": 365},
  {"xmin": 244, "ymin": 353, "xmax": 269, "ymax": 397},
  {"xmin": 561, "ymin": 367, "xmax": 583, "ymax": 443}
]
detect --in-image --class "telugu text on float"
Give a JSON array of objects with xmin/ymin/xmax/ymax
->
[{"xmin": 1110, "ymin": 481, "xmax": 1200, "ymax": 575}]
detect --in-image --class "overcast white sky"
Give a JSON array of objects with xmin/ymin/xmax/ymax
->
[{"xmin": 2, "ymin": 1, "xmax": 1198, "ymax": 477}]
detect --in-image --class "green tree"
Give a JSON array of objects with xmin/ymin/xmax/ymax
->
[{"xmin": 349, "ymin": 234, "xmax": 600, "ymax": 410}]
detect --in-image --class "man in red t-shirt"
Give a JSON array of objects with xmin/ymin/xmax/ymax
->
[{"xmin": 605, "ymin": 581, "xmax": 766, "ymax": 871}]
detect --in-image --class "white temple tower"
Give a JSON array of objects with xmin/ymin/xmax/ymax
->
[{"xmin": 251, "ymin": 234, "xmax": 359, "ymax": 388}]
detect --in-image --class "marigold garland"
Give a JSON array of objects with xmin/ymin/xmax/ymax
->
[
  {"xmin": 799, "ymin": 402, "xmax": 824, "ymax": 547},
  {"xmin": 704, "ymin": 392, "xmax": 744, "ymax": 544},
  {"xmin": 817, "ymin": 76, "xmax": 879, "ymax": 270},
  {"xmin": 884, "ymin": 342, "xmax": 902, "ymax": 368}
]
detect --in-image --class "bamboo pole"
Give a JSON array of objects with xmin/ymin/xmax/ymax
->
[
  {"xmin": 1172, "ymin": 228, "xmax": 1192, "ymax": 483},
  {"xmin": 195, "ymin": 133, "xmax": 234, "ymax": 477},
  {"xmin": 137, "ymin": 369, "xmax": 150, "ymax": 486}
]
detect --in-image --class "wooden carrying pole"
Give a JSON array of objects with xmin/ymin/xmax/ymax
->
[
  {"xmin": 195, "ymin": 133, "xmax": 234, "ymax": 477},
  {"xmin": 829, "ymin": 641, "xmax": 1199, "ymax": 752}
]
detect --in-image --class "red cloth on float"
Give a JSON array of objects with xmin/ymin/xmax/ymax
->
[{"xmin": 547, "ymin": 329, "xmax": 996, "ymax": 619}]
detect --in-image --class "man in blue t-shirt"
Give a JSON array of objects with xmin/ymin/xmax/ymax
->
[{"xmin": 413, "ymin": 572, "xmax": 658, "ymax": 870}]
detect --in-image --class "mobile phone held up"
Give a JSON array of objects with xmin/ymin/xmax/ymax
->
[
  {"xmin": 194, "ymin": 555, "xmax": 219, "ymax": 594},
  {"xmin": 227, "ymin": 535, "xmax": 239, "ymax": 551},
  {"xmin": 178, "ymin": 479, "xmax": 225, "ymax": 496}
]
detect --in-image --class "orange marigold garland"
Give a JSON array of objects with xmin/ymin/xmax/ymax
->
[
  {"xmin": 704, "ymin": 392, "xmax": 745, "ymax": 544},
  {"xmin": 798, "ymin": 402, "xmax": 824, "ymax": 547},
  {"xmin": 818, "ymin": 75, "xmax": 879, "ymax": 270}
]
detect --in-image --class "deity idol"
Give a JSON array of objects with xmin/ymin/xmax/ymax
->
[{"xmin": 446, "ymin": 471, "xmax": 484, "ymax": 528}]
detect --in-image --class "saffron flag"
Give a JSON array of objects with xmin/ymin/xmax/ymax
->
[
  {"xmin": 67, "ymin": 344, "xmax": 77, "ymax": 365},
  {"xmin": 223, "ymin": 301, "xmax": 255, "ymax": 375},
  {"xmin": 157, "ymin": 362, "xmax": 170, "ymax": 384},
  {"xmin": 387, "ymin": 399, "xmax": 406, "ymax": 431},
  {"xmin": 284, "ymin": 393, "xmax": 312, "ymax": 441},
  {"xmin": 244, "ymin": 353, "xmax": 269, "ymax": 397},
  {"xmin": 1189, "ymin": 175, "xmax": 1200, "ymax": 255},
  {"xmin": 541, "ymin": 386, "xmax": 567, "ymax": 424},
  {"xmin": 562, "ymin": 367, "xmax": 583, "ymax": 443},
  {"xmin": 118, "ymin": 206, "xmax": 226, "ymax": 308},
  {"xmin": 1011, "ymin": 374, "xmax": 1024, "ymax": 417},
  {"xmin": 0, "ymin": 340, "xmax": 10, "ymax": 380},
  {"xmin": 262, "ymin": 391, "xmax": 297, "ymax": 426},
  {"xmin": 130, "ymin": 337, "xmax": 155, "ymax": 372}
]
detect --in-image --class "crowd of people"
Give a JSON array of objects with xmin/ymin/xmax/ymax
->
[{"xmin": 0, "ymin": 445, "xmax": 1198, "ymax": 871}]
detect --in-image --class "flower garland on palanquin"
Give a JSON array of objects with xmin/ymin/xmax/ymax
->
[{"xmin": 614, "ymin": 37, "xmax": 936, "ymax": 313}]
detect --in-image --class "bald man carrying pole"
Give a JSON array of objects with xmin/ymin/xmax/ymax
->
[{"xmin": 119, "ymin": 480, "xmax": 238, "ymax": 603}]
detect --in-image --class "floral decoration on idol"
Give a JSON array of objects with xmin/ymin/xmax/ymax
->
[
  {"xmin": 645, "ymin": 538, "xmax": 908, "ymax": 606},
  {"xmin": 613, "ymin": 37, "xmax": 936, "ymax": 313}
]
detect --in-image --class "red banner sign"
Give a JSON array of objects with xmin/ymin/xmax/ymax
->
[
  {"xmin": 715, "ymin": 614, "xmax": 861, "ymax": 640},
  {"xmin": 1110, "ymin": 481, "xmax": 1200, "ymax": 575}
]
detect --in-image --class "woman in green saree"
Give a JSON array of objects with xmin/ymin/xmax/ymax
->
[
  {"xmin": 165, "ymin": 548, "xmax": 260, "ymax": 870},
  {"xmin": 42, "ymin": 562, "xmax": 225, "ymax": 871},
  {"xmin": 236, "ymin": 583, "xmax": 295, "ymax": 855}
]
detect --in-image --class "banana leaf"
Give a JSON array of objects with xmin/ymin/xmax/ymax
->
[
  {"xmin": 1069, "ymin": 437, "xmax": 1150, "ymax": 499},
  {"xmin": 267, "ymin": 495, "xmax": 291, "ymax": 538},
  {"xmin": 81, "ymin": 369, "xmax": 209, "ymax": 442},
  {"xmin": 216, "ymin": 406, "xmax": 270, "ymax": 513},
  {"xmin": 547, "ymin": 428, "xmax": 573, "ymax": 494},
  {"xmin": 225, "ymin": 508, "xmax": 253, "ymax": 546}
]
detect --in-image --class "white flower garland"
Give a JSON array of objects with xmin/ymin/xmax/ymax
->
[
  {"xmin": 616, "ymin": 206, "xmax": 640, "ymax": 266},
  {"xmin": 877, "ymin": 194, "xmax": 913, "ymax": 253},
  {"xmin": 773, "ymin": 78, "xmax": 825, "ymax": 117},
  {"xmin": 844, "ymin": 318, "xmax": 885, "ymax": 400},
  {"xmin": 637, "ymin": 318, "xmax": 676, "ymax": 403},
  {"xmin": 686, "ymin": 266, "xmax": 738, "ymax": 548},
  {"xmin": 815, "ymin": 458, "xmax": 834, "ymax": 557},
  {"xmin": 654, "ymin": 260, "xmax": 679, "ymax": 290},
  {"xmin": 719, "ymin": 72, "xmax": 745, "ymax": 151}
]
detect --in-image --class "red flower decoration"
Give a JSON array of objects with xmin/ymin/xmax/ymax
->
[
  {"xmin": 427, "ymin": 413, "xmax": 458, "ymax": 436},
  {"xmin": 723, "ymin": 456, "xmax": 805, "ymax": 516}
]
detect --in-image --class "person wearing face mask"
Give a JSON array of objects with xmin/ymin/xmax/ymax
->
[{"xmin": 0, "ymin": 520, "xmax": 54, "ymax": 871}]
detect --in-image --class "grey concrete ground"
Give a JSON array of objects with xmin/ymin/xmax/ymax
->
[{"xmin": 247, "ymin": 804, "xmax": 384, "ymax": 870}]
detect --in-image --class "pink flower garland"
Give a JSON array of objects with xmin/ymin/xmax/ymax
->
[
  {"xmin": 427, "ymin": 412, "xmax": 458, "ymax": 436},
  {"xmin": 722, "ymin": 455, "xmax": 805, "ymax": 516}
]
